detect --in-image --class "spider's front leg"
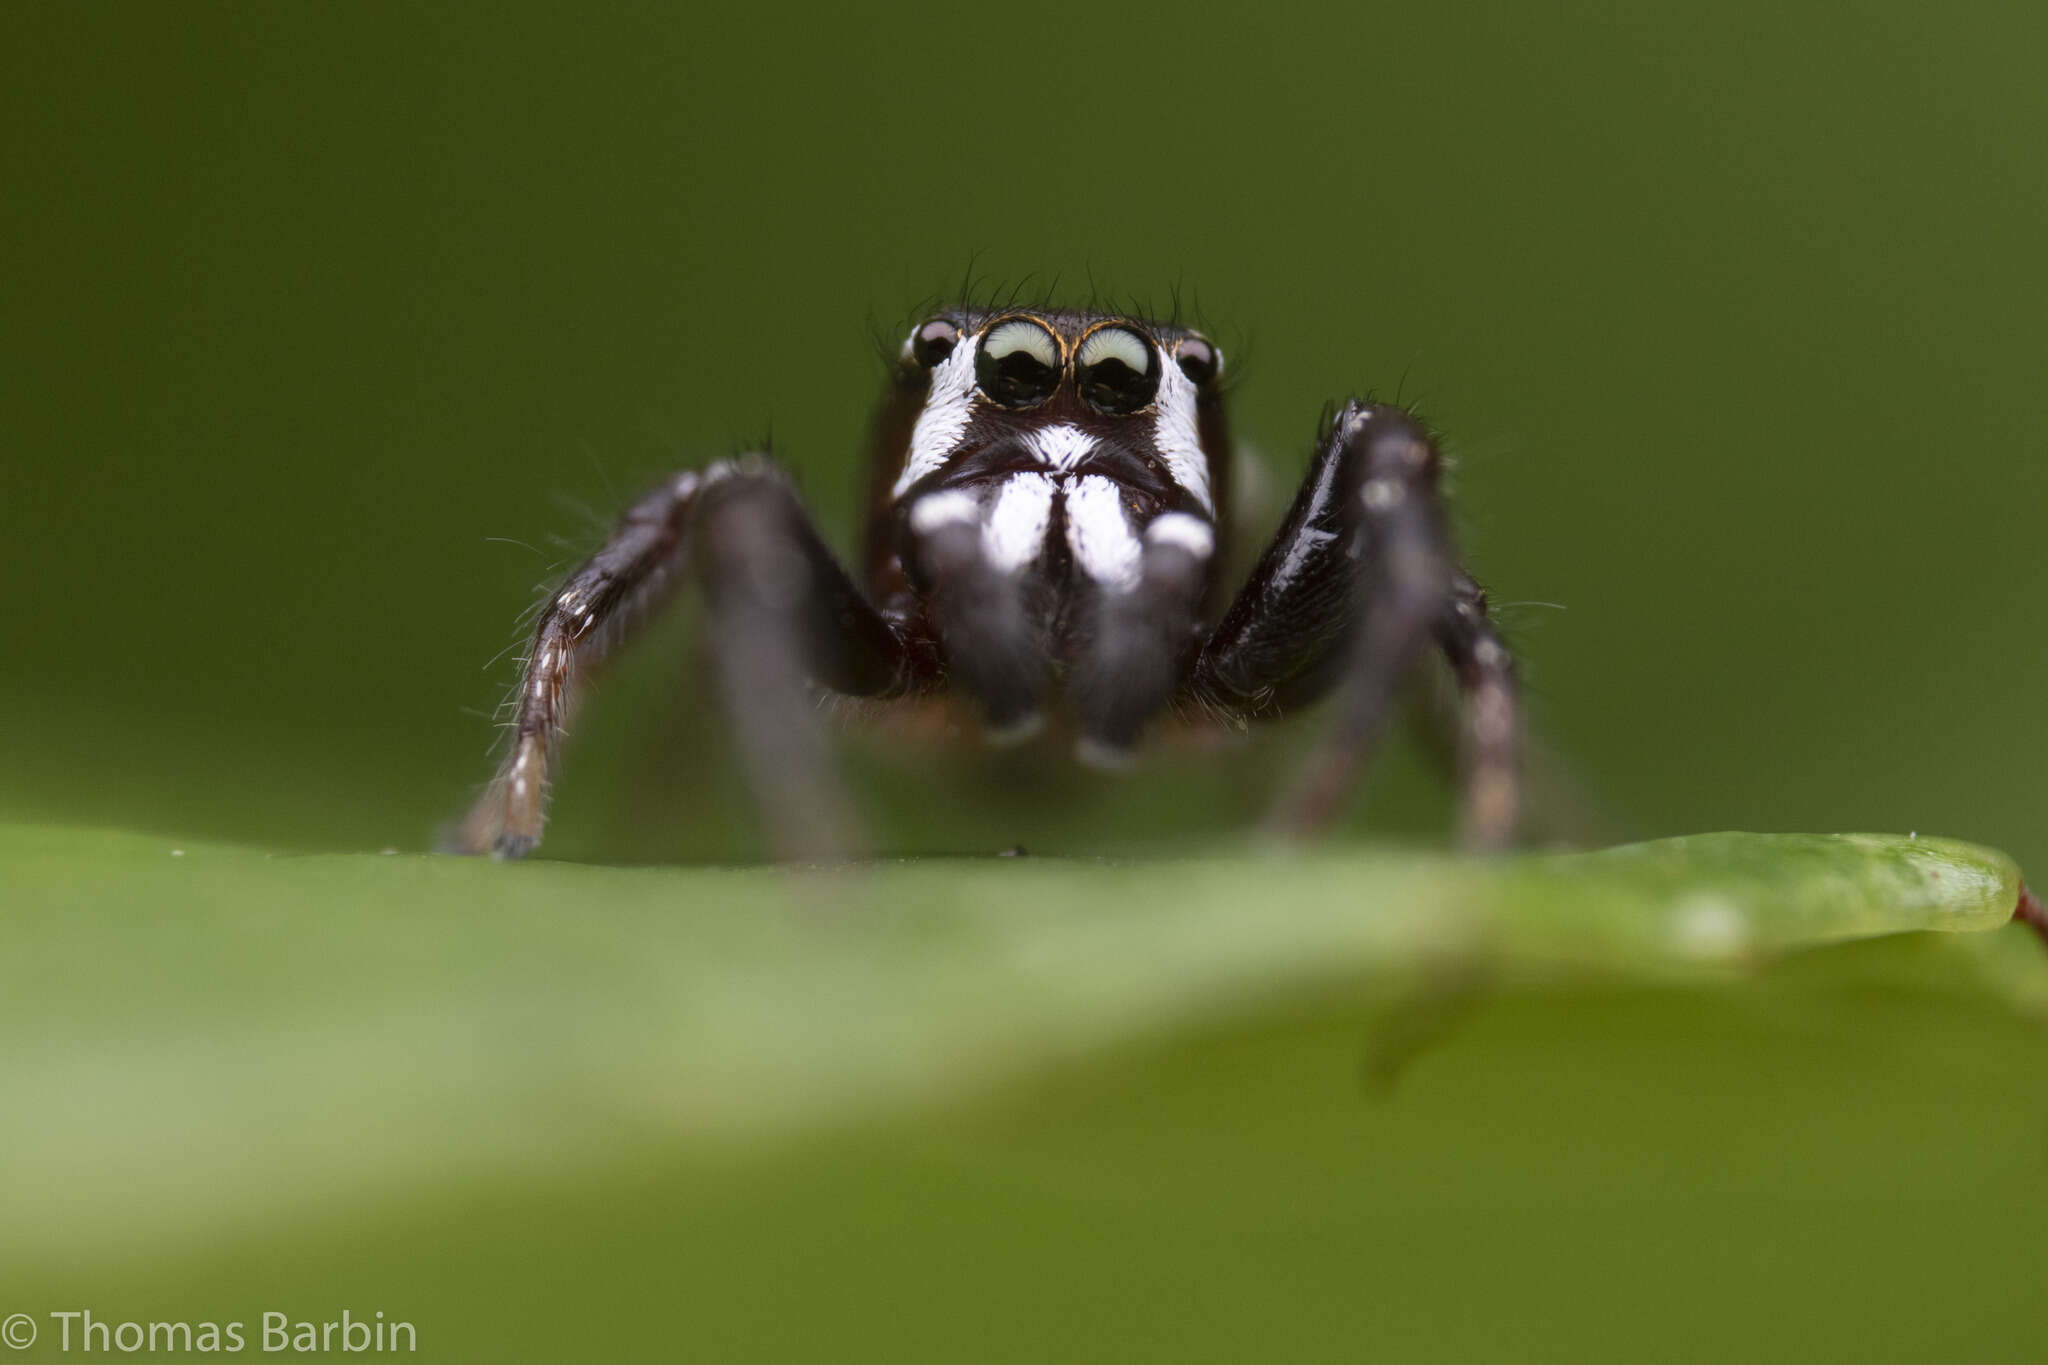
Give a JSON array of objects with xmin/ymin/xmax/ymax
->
[
  {"xmin": 692, "ymin": 463, "xmax": 910, "ymax": 861},
  {"xmin": 453, "ymin": 458, "xmax": 910, "ymax": 862},
  {"xmin": 452, "ymin": 472, "xmax": 700, "ymax": 858},
  {"xmin": 1193, "ymin": 401, "xmax": 1521, "ymax": 849}
]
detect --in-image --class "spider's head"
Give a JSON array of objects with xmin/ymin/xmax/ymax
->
[{"xmin": 887, "ymin": 310, "xmax": 1226, "ymax": 517}]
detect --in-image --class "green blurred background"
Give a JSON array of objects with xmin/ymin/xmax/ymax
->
[
  {"xmin": 5, "ymin": 3, "xmax": 2048, "ymax": 1359},
  {"xmin": 6, "ymin": 1, "xmax": 2043, "ymax": 864}
]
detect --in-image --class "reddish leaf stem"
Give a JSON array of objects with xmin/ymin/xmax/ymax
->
[{"xmin": 2015, "ymin": 883, "xmax": 2048, "ymax": 948}]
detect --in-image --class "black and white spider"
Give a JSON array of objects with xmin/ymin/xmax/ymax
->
[{"xmin": 452, "ymin": 305, "xmax": 1520, "ymax": 861}]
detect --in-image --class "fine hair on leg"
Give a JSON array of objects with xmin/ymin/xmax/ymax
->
[
  {"xmin": 451, "ymin": 472, "xmax": 704, "ymax": 858},
  {"xmin": 452, "ymin": 458, "xmax": 909, "ymax": 862}
]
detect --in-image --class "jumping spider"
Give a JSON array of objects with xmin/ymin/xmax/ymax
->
[{"xmin": 452, "ymin": 306, "xmax": 1520, "ymax": 861}]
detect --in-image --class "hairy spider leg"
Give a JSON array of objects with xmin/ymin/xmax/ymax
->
[
  {"xmin": 691, "ymin": 464, "xmax": 909, "ymax": 860},
  {"xmin": 1193, "ymin": 401, "xmax": 1522, "ymax": 849},
  {"xmin": 454, "ymin": 458, "xmax": 911, "ymax": 861},
  {"xmin": 1437, "ymin": 569, "xmax": 1521, "ymax": 849},
  {"xmin": 452, "ymin": 473, "xmax": 700, "ymax": 858}
]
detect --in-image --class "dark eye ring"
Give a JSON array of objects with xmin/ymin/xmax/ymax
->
[
  {"xmin": 908, "ymin": 318, "xmax": 961, "ymax": 369},
  {"xmin": 974, "ymin": 316, "xmax": 1063, "ymax": 409},
  {"xmin": 1076, "ymin": 325, "xmax": 1160, "ymax": 415},
  {"xmin": 1175, "ymin": 335, "xmax": 1221, "ymax": 386}
]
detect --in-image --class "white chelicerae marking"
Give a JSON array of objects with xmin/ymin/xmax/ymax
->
[
  {"xmin": 1149, "ymin": 345, "xmax": 1213, "ymax": 514},
  {"xmin": 1025, "ymin": 423, "xmax": 1096, "ymax": 471},
  {"xmin": 1065, "ymin": 475, "xmax": 1142, "ymax": 592},
  {"xmin": 908, "ymin": 488, "xmax": 980, "ymax": 535},
  {"xmin": 983, "ymin": 472, "xmax": 1057, "ymax": 573},
  {"xmin": 891, "ymin": 332, "xmax": 980, "ymax": 499},
  {"xmin": 1144, "ymin": 511, "xmax": 1215, "ymax": 560}
]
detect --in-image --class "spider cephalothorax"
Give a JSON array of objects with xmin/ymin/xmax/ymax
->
[
  {"xmin": 453, "ymin": 304, "xmax": 1519, "ymax": 861},
  {"xmin": 867, "ymin": 309, "xmax": 1234, "ymax": 758}
]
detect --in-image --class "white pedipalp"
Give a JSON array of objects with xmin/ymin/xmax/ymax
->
[
  {"xmin": 1064, "ymin": 475, "xmax": 1143, "ymax": 593},
  {"xmin": 1149, "ymin": 347, "xmax": 1214, "ymax": 514},
  {"xmin": 1145, "ymin": 511, "xmax": 1215, "ymax": 560},
  {"xmin": 908, "ymin": 488, "xmax": 980, "ymax": 535},
  {"xmin": 983, "ymin": 472, "xmax": 1058, "ymax": 573},
  {"xmin": 890, "ymin": 334, "xmax": 981, "ymax": 499}
]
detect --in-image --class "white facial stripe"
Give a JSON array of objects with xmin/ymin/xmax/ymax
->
[
  {"xmin": 1150, "ymin": 348, "xmax": 1213, "ymax": 514},
  {"xmin": 983, "ymin": 472, "xmax": 1057, "ymax": 573},
  {"xmin": 908, "ymin": 488, "xmax": 979, "ymax": 535},
  {"xmin": 1145, "ymin": 511, "xmax": 1215, "ymax": 560},
  {"xmin": 1064, "ymin": 475, "xmax": 1142, "ymax": 593},
  {"xmin": 1025, "ymin": 423, "xmax": 1096, "ymax": 471},
  {"xmin": 891, "ymin": 333, "xmax": 980, "ymax": 499},
  {"xmin": 1078, "ymin": 326, "xmax": 1151, "ymax": 373}
]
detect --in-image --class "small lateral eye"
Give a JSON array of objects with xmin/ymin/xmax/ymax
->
[
  {"xmin": 1076, "ymin": 325, "xmax": 1160, "ymax": 415},
  {"xmin": 909, "ymin": 318, "xmax": 961, "ymax": 368},
  {"xmin": 1175, "ymin": 335, "xmax": 1221, "ymax": 386},
  {"xmin": 975, "ymin": 317, "xmax": 1062, "ymax": 408}
]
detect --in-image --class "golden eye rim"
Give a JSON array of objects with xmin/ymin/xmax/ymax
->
[
  {"xmin": 974, "ymin": 314, "xmax": 1066, "ymax": 409},
  {"xmin": 1074, "ymin": 320, "xmax": 1163, "ymax": 415},
  {"xmin": 1075, "ymin": 322, "xmax": 1158, "ymax": 376}
]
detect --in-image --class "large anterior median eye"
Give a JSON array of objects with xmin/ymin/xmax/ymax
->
[
  {"xmin": 1076, "ymin": 325, "xmax": 1160, "ymax": 414},
  {"xmin": 974, "ymin": 317, "xmax": 1063, "ymax": 408}
]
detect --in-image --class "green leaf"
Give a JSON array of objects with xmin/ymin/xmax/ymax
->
[{"xmin": 3, "ymin": 822, "xmax": 2033, "ymax": 1280}]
